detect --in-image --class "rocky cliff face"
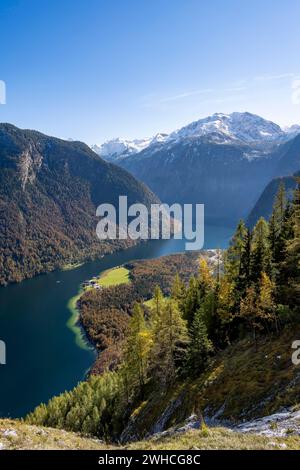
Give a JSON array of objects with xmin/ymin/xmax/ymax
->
[{"xmin": 18, "ymin": 144, "xmax": 43, "ymax": 190}]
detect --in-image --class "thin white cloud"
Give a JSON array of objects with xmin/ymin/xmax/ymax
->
[
  {"xmin": 140, "ymin": 73, "xmax": 300, "ymax": 111},
  {"xmin": 254, "ymin": 73, "xmax": 295, "ymax": 82},
  {"xmin": 140, "ymin": 85, "xmax": 247, "ymax": 109},
  {"xmin": 159, "ymin": 88, "xmax": 214, "ymax": 103}
]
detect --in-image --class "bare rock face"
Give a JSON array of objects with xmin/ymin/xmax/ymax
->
[{"xmin": 18, "ymin": 143, "xmax": 43, "ymax": 190}]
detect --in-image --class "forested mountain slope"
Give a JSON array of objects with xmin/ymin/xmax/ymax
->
[
  {"xmin": 26, "ymin": 180, "xmax": 300, "ymax": 444},
  {"xmin": 0, "ymin": 124, "xmax": 158, "ymax": 285},
  {"xmin": 247, "ymin": 175, "xmax": 298, "ymax": 227}
]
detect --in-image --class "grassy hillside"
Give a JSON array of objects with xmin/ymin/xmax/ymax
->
[
  {"xmin": 0, "ymin": 419, "xmax": 110, "ymax": 450},
  {"xmin": 1, "ymin": 419, "xmax": 300, "ymax": 450},
  {"xmin": 127, "ymin": 427, "xmax": 300, "ymax": 450}
]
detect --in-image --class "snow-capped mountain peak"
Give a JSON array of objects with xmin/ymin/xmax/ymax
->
[
  {"xmin": 168, "ymin": 112, "xmax": 286, "ymax": 144},
  {"xmin": 91, "ymin": 113, "xmax": 300, "ymax": 162},
  {"xmin": 91, "ymin": 138, "xmax": 147, "ymax": 159},
  {"xmin": 284, "ymin": 124, "xmax": 300, "ymax": 138},
  {"xmin": 91, "ymin": 133, "xmax": 168, "ymax": 160}
]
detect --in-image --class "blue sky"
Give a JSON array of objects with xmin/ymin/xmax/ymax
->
[{"xmin": 0, "ymin": 0, "xmax": 300, "ymax": 143}]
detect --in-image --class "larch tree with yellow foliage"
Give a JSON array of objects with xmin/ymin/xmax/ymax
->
[
  {"xmin": 121, "ymin": 303, "xmax": 152, "ymax": 400},
  {"xmin": 150, "ymin": 299, "xmax": 189, "ymax": 387},
  {"xmin": 257, "ymin": 272, "xmax": 277, "ymax": 332}
]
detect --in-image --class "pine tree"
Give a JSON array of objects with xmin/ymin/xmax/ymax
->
[
  {"xmin": 171, "ymin": 273, "xmax": 185, "ymax": 307},
  {"xmin": 279, "ymin": 178, "xmax": 300, "ymax": 309},
  {"xmin": 225, "ymin": 219, "xmax": 247, "ymax": 281},
  {"xmin": 269, "ymin": 183, "xmax": 288, "ymax": 277},
  {"xmin": 235, "ymin": 227, "xmax": 252, "ymax": 299},
  {"xmin": 187, "ymin": 308, "xmax": 213, "ymax": 375},
  {"xmin": 197, "ymin": 289, "xmax": 218, "ymax": 340},
  {"xmin": 182, "ymin": 276, "xmax": 201, "ymax": 327},
  {"xmin": 251, "ymin": 217, "xmax": 271, "ymax": 283}
]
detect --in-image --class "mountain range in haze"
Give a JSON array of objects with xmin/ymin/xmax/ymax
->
[{"xmin": 92, "ymin": 113, "xmax": 300, "ymax": 161}]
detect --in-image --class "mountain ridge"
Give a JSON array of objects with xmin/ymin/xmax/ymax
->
[{"xmin": 92, "ymin": 112, "xmax": 300, "ymax": 161}]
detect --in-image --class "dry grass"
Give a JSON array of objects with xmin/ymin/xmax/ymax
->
[
  {"xmin": 1, "ymin": 420, "xmax": 300, "ymax": 450},
  {"xmin": 126, "ymin": 427, "xmax": 300, "ymax": 450},
  {"xmin": 0, "ymin": 419, "xmax": 112, "ymax": 450}
]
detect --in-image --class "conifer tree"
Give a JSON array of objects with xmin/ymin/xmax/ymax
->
[
  {"xmin": 239, "ymin": 286, "xmax": 261, "ymax": 346},
  {"xmin": 235, "ymin": 227, "xmax": 252, "ymax": 299},
  {"xmin": 182, "ymin": 276, "xmax": 202, "ymax": 327},
  {"xmin": 197, "ymin": 289, "xmax": 218, "ymax": 340},
  {"xmin": 225, "ymin": 219, "xmax": 247, "ymax": 281},
  {"xmin": 269, "ymin": 183, "xmax": 288, "ymax": 278},
  {"xmin": 257, "ymin": 272, "xmax": 277, "ymax": 332},
  {"xmin": 151, "ymin": 299, "xmax": 189, "ymax": 386},
  {"xmin": 251, "ymin": 217, "xmax": 271, "ymax": 283},
  {"xmin": 187, "ymin": 308, "xmax": 213, "ymax": 374},
  {"xmin": 122, "ymin": 303, "xmax": 152, "ymax": 398},
  {"xmin": 199, "ymin": 257, "xmax": 215, "ymax": 291},
  {"xmin": 279, "ymin": 178, "xmax": 300, "ymax": 309},
  {"xmin": 183, "ymin": 258, "xmax": 215, "ymax": 328},
  {"xmin": 150, "ymin": 285, "xmax": 164, "ymax": 328},
  {"xmin": 216, "ymin": 274, "xmax": 235, "ymax": 339},
  {"xmin": 171, "ymin": 273, "xmax": 185, "ymax": 308}
]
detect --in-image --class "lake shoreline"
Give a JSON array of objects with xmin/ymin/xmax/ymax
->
[{"xmin": 76, "ymin": 250, "xmax": 221, "ymax": 375}]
